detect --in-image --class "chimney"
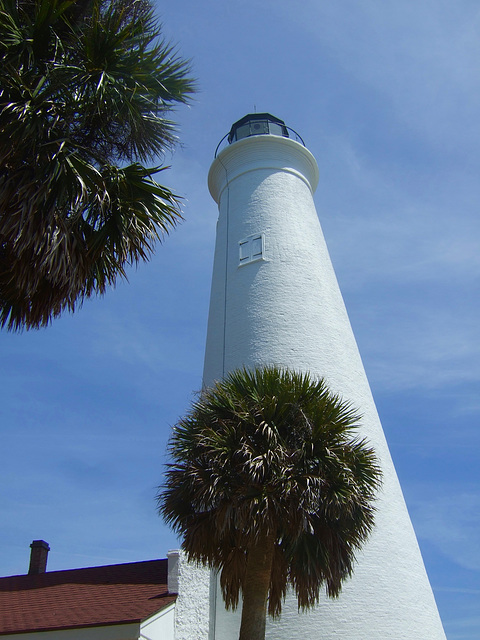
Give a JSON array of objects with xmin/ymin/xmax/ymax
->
[
  {"xmin": 167, "ymin": 549, "xmax": 180, "ymax": 594},
  {"xmin": 28, "ymin": 540, "xmax": 50, "ymax": 574}
]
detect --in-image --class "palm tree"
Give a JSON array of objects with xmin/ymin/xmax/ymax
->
[
  {"xmin": 0, "ymin": 0, "xmax": 195, "ymax": 330},
  {"xmin": 158, "ymin": 366, "xmax": 382, "ymax": 640}
]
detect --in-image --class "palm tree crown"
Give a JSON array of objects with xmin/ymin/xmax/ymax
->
[
  {"xmin": 0, "ymin": 0, "xmax": 195, "ymax": 330},
  {"xmin": 158, "ymin": 366, "xmax": 382, "ymax": 640}
]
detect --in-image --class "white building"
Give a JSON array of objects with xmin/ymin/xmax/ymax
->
[
  {"xmin": 0, "ymin": 542, "xmax": 206, "ymax": 640},
  {"xmin": 200, "ymin": 113, "xmax": 447, "ymax": 639}
]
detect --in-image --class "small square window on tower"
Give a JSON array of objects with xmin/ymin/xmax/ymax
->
[{"xmin": 238, "ymin": 233, "xmax": 265, "ymax": 266}]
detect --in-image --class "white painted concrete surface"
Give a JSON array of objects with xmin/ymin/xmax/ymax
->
[
  {"xmin": 168, "ymin": 550, "xmax": 210, "ymax": 640},
  {"xmin": 202, "ymin": 132, "xmax": 447, "ymax": 639},
  {"xmin": 141, "ymin": 603, "xmax": 175, "ymax": 640}
]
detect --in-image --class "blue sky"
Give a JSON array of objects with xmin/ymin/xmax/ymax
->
[{"xmin": 1, "ymin": 1, "xmax": 479, "ymax": 638}]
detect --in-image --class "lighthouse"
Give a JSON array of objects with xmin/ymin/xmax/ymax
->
[{"xmin": 202, "ymin": 113, "xmax": 447, "ymax": 639}]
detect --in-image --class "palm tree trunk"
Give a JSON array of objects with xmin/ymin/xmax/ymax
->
[{"xmin": 238, "ymin": 534, "xmax": 275, "ymax": 640}]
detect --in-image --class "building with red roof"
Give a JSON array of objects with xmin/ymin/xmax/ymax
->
[{"xmin": 0, "ymin": 541, "xmax": 209, "ymax": 640}]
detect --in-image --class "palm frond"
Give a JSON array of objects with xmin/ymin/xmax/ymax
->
[{"xmin": 0, "ymin": 0, "xmax": 195, "ymax": 330}]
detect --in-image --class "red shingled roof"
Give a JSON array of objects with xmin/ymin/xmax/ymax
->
[{"xmin": 0, "ymin": 559, "xmax": 176, "ymax": 635}]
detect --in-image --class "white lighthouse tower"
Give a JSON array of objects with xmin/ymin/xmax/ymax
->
[{"xmin": 202, "ymin": 113, "xmax": 447, "ymax": 639}]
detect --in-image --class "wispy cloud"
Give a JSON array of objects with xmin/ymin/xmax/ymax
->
[
  {"xmin": 410, "ymin": 491, "xmax": 480, "ymax": 571},
  {"xmin": 283, "ymin": 1, "xmax": 480, "ymax": 148}
]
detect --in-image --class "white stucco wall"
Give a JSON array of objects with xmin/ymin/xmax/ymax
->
[
  {"xmin": 168, "ymin": 550, "xmax": 210, "ymax": 640},
  {"xmin": 203, "ymin": 134, "xmax": 447, "ymax": 639}
]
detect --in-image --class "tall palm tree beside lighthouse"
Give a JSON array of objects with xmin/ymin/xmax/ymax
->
[
  {"xmin": 203, "ymin": 113, "xmax": 446, "ymax": 639},
  {"xmin": 160, "ymin": 365, "xmax": 382, "ymax": 640}
]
